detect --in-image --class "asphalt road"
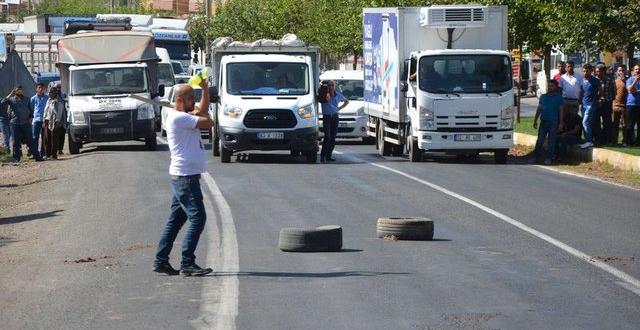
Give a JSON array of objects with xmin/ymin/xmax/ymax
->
[{"xmin": 1, "ymin": 136, "xmax": 638, "ymax": 330}]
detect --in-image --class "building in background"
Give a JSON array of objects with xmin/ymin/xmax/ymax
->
[{"xmin": 140, "ymin": 0, "xmax": 205, "ymax": 15}]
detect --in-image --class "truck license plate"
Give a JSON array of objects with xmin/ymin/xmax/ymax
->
[
  {"xmin": 339, "ymin": 122, "xmax": 349, "ymax": 127},
  {"xmin": 101, "ymin": 127, "xmax": 124, "ymax": 135},
  {"xmin": 454, "ymin": 134, "xmax": 481, "ymax": 142},
  {"xmin": 257, "ymin": 132, "xmax": 284, "ymax": 140}
]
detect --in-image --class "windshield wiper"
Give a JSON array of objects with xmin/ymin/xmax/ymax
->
[{"xmin": 436, "ymin": 88, "xmax": 461, "ymax": 97}]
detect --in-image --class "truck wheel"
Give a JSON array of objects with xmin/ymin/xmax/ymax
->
[
  {"xmin": 407, "ymin": 136, "xmax": 421, "ymax": 162},
  {"xmin": 378, "ymin": 120, "xmax": 392, "ymax": 157},
  {"xmin": 68, "ymin": 133, "xmax": 81, "ymax": 155},
  {"xmin": 362, "ymin": 136, "xmax": 376, "ymax": 145},
  {"xmin": 220, "ymin": 139, "xmax": 231, "ymax": 163},
  {"xmin": 145, "ymin": 135, "xmax": 157, "ymax": 151},
  {"xmin": 494, "ymin": 149, "xmax": 508, "ymax": 164},
  {"xmin": 212, "ymin": 127, "xmax": 220, "ymax": 157},
  {"xmin": 303, "ymin": 149, "xmax": 317, "ymax": 163}
]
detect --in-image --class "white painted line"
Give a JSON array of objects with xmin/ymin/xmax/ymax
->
[
  {"xmin": 335, "ymin": 151, "xmax": 640, "ymax": 296},
  {"xmin": 534, "ymin": 165, "xmax": 640, "ymax": 191},
  {"xmin": 158, "ymin": 136, "xmax": 240, "ymax": 329}
]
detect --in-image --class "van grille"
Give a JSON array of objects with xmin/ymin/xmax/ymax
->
[{"xmin": 243, "ymin": 109, "xmax": 297, "ymax": 129}]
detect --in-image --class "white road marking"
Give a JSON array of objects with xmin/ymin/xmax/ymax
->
[
  {"xmin": 157, "ymin": 136, "xmax": 240, "ymax": 329},
  {"xmin": 336, "ymin": 151, "xmax": 640, "ymax": 296},
  {"xmin": 534, "ymin": 165, "xmax": 639, "ymax": 191}
]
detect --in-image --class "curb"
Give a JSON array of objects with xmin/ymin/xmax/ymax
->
[{"xmin": 514, "ymin": 132, "xmax": 640, "ymax": 172}]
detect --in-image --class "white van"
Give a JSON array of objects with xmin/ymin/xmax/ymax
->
[{"xmin": 156, "ymin": 48, "xmax": 175, "ymax": 129}]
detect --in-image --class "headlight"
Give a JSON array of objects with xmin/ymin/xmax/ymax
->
[
  {"xmin": 223, "ymin": 105, "xmax": 243, "ymax": 119},
  {"xmin": 501, "ymin": 105, "xmax": 514, "ymax": 120},
  {"xmin": 297, "ymin": 104, "xmax": 314, "ymax": 119},
  {"xmin": 137, "ymin": 103, "xmax": 155, "ymax": 120},
  {"xmin": 499, "ymin": 118, "xmax": 513, "ymax": 129},
  {"xmin": 419, "ymin": 106, "xmax": 434, "ymax": 130},
  {"xmin": 71, "ymin": 111, "xmax": 86, "ymax": 125}
]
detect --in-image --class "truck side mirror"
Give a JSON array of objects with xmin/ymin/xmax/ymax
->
[
  {"xmin": 209, "ymin": 86, "xmax": 220, "ymax": 103},
  {"xmin": 157, "ymin": 84, "xmax": 165, "ymax": 98},
  {"xmin": 400, "ymin": 81, "xmax": 408, "ymax": 93}
]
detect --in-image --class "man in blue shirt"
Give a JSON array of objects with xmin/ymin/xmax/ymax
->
[
  {"xmin": 30, "ymin": 82, "xmax": 48, "ymax": 157},
  {"xmin": 579, "ymin": 64, "xmax": 601, "ymax": 149},
  {"xmin": 0, "ymin": 85, "xmax": 44, "ymax": 162},
  {"xmin": 320, "ymin": 80, "xmax": 349, "ymax": 162},
  {"xmin": 625, "ymin": 64, "xmax": 640, "ymax": 146},
  {"xmin": 534, "ymin": 79, "xmax": 564, "ymax": 164}
]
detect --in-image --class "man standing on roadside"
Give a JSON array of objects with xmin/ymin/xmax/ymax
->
[
  {"xmin": 54, "ymin": 83, "xmax": 66, "ymax": 155},
  {"xmin": 30, "ymin": 82, "xmax": 48, "ymax": 157},
  {"xmin": 625, "ymin": 64, "xmax": 640, "ymax": 146},
  {"xmin": 559, "ymin": 61, "xmax": 582, "ymax": 117},
  {"xmin": 0, "ymin": 94, "xmax": 10, "ymax": 154},
  {"xmin": 320, "ymin": 80, "xmax": 349, "ymax": 162},
  {"xmin": 612, "ymin": 65, "xmax": 628, "ymax": 145},
  {"xmin": 595, "ymin": 64, "xmax": 615, "ymax": 146},
  {"xmin": 553, "ymin": 61, "xmax": 566, "ymax": 83},
  {"xmin": 153, "ymin": 80, "xmax": 214, "ymax": 277},
  {"xmin": 533, "ymin": 79, "xmax": 563, "ymax": 165},
  {"xmin": 0, "ymin": 86, "xmax": 43, "ymax": 162},
  {"xmin": 579, "ymin": 64, "xmax": 601, "ymax": 149}
]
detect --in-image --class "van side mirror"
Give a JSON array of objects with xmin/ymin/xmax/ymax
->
[
  {"xmin": 209, "ymin": 85, "xmax": 219, "ymax": 103},
  {"xmin": 157, "ymin": 84, "xmax": 165, "ymax": 98},
  {"xmin": 400, "ymin": 81, "xmax": 408, "ymax": 93}
]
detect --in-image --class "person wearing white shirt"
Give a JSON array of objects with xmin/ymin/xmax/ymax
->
[
  {"xmin": 559, "ymin": 61, "xmax": 583, "ymax": 121},
  {"xmin": 153, "ymin": 80, "xmax": 215, "ymax": 277}
]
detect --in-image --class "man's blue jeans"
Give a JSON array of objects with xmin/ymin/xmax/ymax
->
[
  {"xmin": 155, "ymin": 174, "xmax": 207, "ymax": 268},
  {"xmin": 582, "ymin": 103, "xmax": 597, "ymax": 143},
  {"xmin": 11, "ymin": 123, "xmax": 40, "ymax": 161},
  {"xmin": 32, "ymin": 120, "xmax": 45, "ymax": 156},
  {"xmin": 534, "ymin": 120, "xmax": 557, "ymax": 160},
  {"xmin": 0, "ymin": 117, "xmax": 10, "ymax": 151}
]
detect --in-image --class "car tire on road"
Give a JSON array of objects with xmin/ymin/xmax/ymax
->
[
  {"xmin": 494, "ymin": 149, "xmax": 508, "ymax": 164},
  {"xmin": 212, "ymin": 126, "xmax": 220, "ymax": 157},
  {"xmin": 278, "ymin": 225, "xmax": 343, "ymax": 252},
  {"xmin": 376, "ymin": 217, "xmax": 434, "ymax": 241},
  {"xmin": 145, "ymin": 135, "xmax": 157, "ymax": 151},
  {"xmin": 220, "ymin": 139, "xmax": 231, "ymax": 163},
  {"xmin": 68, "ymin": 133, "xmax": 81, "ymax": 155},
  {"xmin": 304, "ymin": 148, "xmax": 317, "ymax": 163}
]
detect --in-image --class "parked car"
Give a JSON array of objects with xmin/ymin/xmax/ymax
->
[
  {"xmin": 161, "ymin": 85, "xmax": 214, "ymax": 141},
  {"xmin": 319, "ymin": 70, "xmax": 373, "ymax": 144}
]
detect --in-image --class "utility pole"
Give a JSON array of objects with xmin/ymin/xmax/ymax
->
[{"xmin": 110, "ymin": 0, "xmax": 115, "ymax": 14}]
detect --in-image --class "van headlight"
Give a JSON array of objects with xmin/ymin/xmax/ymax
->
[
  {"xmin": 71, "ymin": 111, "xmax": 86, "ymax": 125},
  {"xmin": 297, "ymin": 104, "xmax": 314, "ymax": 119},
  {"xmin": 419, "ymin": 106, "xmax": 435, "ymax": 130},
  {"xmin": 137, "ymin": 103, "xmax": 155, "ymax": 120},
  {"xmin": 223, "ymin": 105, "xmax": 243, "ymax": 119}
]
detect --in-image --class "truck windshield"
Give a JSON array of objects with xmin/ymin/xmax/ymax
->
[
  {"xmin": 335, "ymin": 79, "xmax": 364, "ymax": 100},
  {"xmin": 158, "ymin": 64, "xmax": 175, "ymax": 87},
  {"xmin": 156, "ymin": 41, "xmax": 190, "ymax": 61},
  {"xmin": 71, "ymin": 67, "xmax": 148, "ymax": 96},
  {"xmin": 418, "ymin": 55, "xmax": 512, "ymax": 94},
  {"xmin": 226, "ymin": 62, "xmax": 309, "ymax": 96}
]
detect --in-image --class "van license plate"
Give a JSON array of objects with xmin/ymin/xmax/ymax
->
[
  {"xmin": 454, "ymin": 134, "xmax": 481, "ymax": 142},
  {"xmin": 257, "ymin": 132, "xmax": 284, "ymax": 140},
  {"xmin": 339, "ymin": 122, "xmax": 349, "ymax": 127},
  {"xmin": 101, "ymin": 127, "xmax": 124, "ymax": 135}
]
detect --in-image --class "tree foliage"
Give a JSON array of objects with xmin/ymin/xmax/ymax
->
[{"xmin": 18, "ymin": 0, "xmax": 173, "ymax": 22}]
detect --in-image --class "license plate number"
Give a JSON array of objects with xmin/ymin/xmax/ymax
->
[
  {"xmin": 257, "ymin": 132, "xmax": 284, "ymax": 140},
  {"xmin": 339, "ymin": 122, "xmax": 349, "ymax": 127},
  {"xmin": 101, "ymin": 127, "xmax": 124, "ymax": 135},
  {"xmin": 454, "ymin": 134, "xmax": 481, "ymax": 142}
]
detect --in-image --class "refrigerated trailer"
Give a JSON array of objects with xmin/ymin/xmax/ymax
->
[{"xmin": 363, "ymin": 6, "xmax": 514, "ymax": 163}]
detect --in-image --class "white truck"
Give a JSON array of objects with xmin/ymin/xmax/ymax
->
[
  {"xmin": 363, "ymin": 6, "xmax": 514, "ymax": 163},
  {"xmin": 209, "ymin": 37, "xmax": 321, "ymax": 163},
  {"xmin": 57, "ymin": 30, "xmax": 163, "ymax": 154}
]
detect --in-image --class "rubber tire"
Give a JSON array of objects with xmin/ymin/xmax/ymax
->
[
  {"xmin": 376, "ymin": 217, "xmax": 434, "ymax": 241},
  {"xmin": 407, "ymin": 135, "xmax": 421, "ymax": 162},
  {"xmin": 362, "ymin": 136, "xmax": 376, "ymax": 145},
  {"xmin": 145, "ymin": 135, "xmax": 157, "ymax": 151},
  {"xmin": 161, "ymin": 129, "xmax": 167, "ymax": 137},
  {"xmin": 278, "ymin": 225, "xmax": 343, "ymax": 252},
  {"xmin": 494, "ymin": 149, "xmax": 508, "ymax": 164},
  {"xmin": 208, "ymin": 128, "xmax": 213, "ymax": 144},
  {"xmin": 378, "ymin": 120, "xmax": 392, "ymax": 157},
  {"xmin": 220, "ymin": 139, "xmax": 231, "ymax": 163},
  {"xmin": 212, "ymin": 126, "xmax": 220, "ymax": 157},
  {"xmin": 68, "ymin": 133, "xmax": 81, "ymax": 155},
  {"xmin": 304, "ymin": 149, "xmax": 317, "ymax": 163}
]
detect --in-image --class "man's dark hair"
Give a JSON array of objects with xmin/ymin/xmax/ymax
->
[
  {"xmin": 557, "ymin": 61, "xmax": 566, "ymax": 66},
  {"xmin": 566, "ymin": 61, "xmax": 575, "ymax": 66},
  {"xmin": 15, "ymin": 85, "xmax": 23, "ymax": 89},
  {"xmin": 595, "ymin": 63, "xmax": 606, "ymax": 71},
  {"xmin": 548, "ymin": 79, "xmax": 558, "ymax": 86},
  {"xmin": 618, "ymin": 64, "xmax": 627, "ymax": 70},
  {"xmin": 35, "ymin": 82, "xmax": 46, "ymax": 88},
  {"xmin": 582, "ymin": 63, "xmax": 593, "ymax": 70}
]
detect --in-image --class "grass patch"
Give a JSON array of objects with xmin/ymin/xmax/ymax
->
[
  {"xmin": 556, "ymin": 161, "xmax": 640, "ymax": 188},
  {"xmin": 514, "ymin": 117, "xmax": 537, "ymax": 136},
  {"xmin": 603, "ymin": 145, "xmax": 640, "ymax": 157}
]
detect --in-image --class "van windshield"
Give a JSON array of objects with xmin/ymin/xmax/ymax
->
[
  {"xmin": 334, "ymin": 79, "xmax": 364, "ymax": 100},
  {"xmin": 71, "ymin": 67, "xmax": 148, "ymax": 95},
  {"xmin": 158, "ymin": 64, "xmax": 175, "ymax": 87},
  {"xmin": 418, "ymin": 55, "xmax": 512, "ymax": 94},
  {"xmin": 226, "ymin": 62, "xmax": 309, "ymax": 95}
]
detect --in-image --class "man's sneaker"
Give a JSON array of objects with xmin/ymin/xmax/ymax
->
[
  {"xmin": 153, "ymin": 262, "xmax": 180, "ymax": 276},
  {"xmin": 180, "ymin": 264, "xmax": 213, "ymax": 277},
  {"xmin": 579, "ymin": 142, "xmax": 594, "ymax": 149}
]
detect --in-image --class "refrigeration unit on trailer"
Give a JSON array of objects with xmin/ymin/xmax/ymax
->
[
  {"xmin": 363, "ymin": 6, "xmax": 514, "ymax": 163},
  {"xmin": 209, "ymin": 36, "xmax": 321, "ymax": 163},
  {"xmin": 57, "ymin": 30, "xmax": 164, "ymax": 154}
]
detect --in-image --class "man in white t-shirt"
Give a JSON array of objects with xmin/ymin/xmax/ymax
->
[
  {"xmin": 154, "ymin": 79, "xmax": 214, "ymax": 276},
  {"xmin": 559, "ymin": 61, "xmax": 583, "ymax": 118}
]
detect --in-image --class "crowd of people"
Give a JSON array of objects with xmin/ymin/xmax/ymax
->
[
  {"xmin": 533, "ymin": 61, "xmax": 640, "ymax": 164},
  {"xmin": 0, "ymin": 82, "xmax": 67, "ymax": 162}
]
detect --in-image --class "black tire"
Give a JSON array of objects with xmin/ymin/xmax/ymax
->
[
  {"xmin": 68, "ymin": 133, "xmax": 81, "ymax": 155},
  {"xmin": 208, "ymin": 128, "xmax": 213, "ymax": 144},
  {"xmin": 406, "ymin": 134, "xmax": 421, "ymax": 162},
  {"xmin": 362, "ymin": 136, "xmax": 376, "ymax": 145},
  {"xmin": 278, "ymin": 225, "xmax": 343, "ymax": 252},
  {"xmin": 220, "ymin": 139, "xmax": 231, "ymax": 163},
  {"xmin": 212, "ymin": 126, "xmax": 220, "ymax": 157},
  {"xmin": 376, "ymin": 217, "xmax": 434, "ymax": 241},
  {"xmin": 161, "ymin": 129, "xmax": 167, "ymax": 137},
  {"xmin": 378, "ymin": 120, "xmax": 392, "ymax": 157},
  {"xmin": 303, "ymin": 149, "xmax": 317, "ymax": 163},
  {"xmin": 494, "ymin": 149, "xmax": 508, "ymax": 164},
  {"xmin": 145, "ymin": 135, "xmax": 157, "ymax": 151}
]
